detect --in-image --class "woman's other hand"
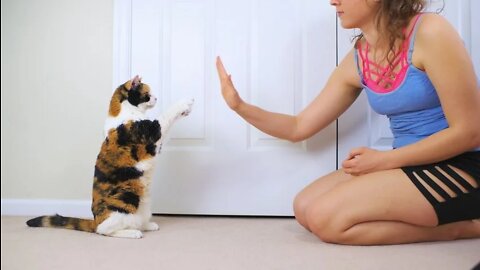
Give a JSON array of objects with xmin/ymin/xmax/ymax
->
[{"xmin": 342, "ymin": 147, "xmax": 391, "ymax": 176}]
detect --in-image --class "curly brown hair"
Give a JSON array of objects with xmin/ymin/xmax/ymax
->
[{"xmin": 354, "ymin": 0, "xmax": 427, "ymax": 68}]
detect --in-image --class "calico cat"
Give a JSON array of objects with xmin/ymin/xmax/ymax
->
[{"xmin": 26, "ymin": 75, "xmax": 194, "ymax": 238}]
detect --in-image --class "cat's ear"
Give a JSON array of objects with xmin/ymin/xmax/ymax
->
[
  {"xmin": 132, "ymin": 75, "xmax": 142, "ymax": 88},
  {"xmin": 124, "ymin": 75, "xmax": 142, "ymax": 91}
]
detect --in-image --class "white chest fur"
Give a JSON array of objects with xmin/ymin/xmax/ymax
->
[{"xmin": 104, "ymin": 101, "xmax": 146, "ymax": 136}]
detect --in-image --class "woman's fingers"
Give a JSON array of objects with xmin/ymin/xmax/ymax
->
[
  {"xmin": 216, "ymin": 56, "xmax": 243, "ymax": 110},
  {"xmin": 216, "ymin": 56, "xmax": 229, "ymax": 81},
  {"xmin": 216, "ymin": 56, "xmax": 236, "ymax": 90}
]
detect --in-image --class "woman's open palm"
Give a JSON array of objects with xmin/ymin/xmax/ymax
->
[{"xmin": 216, "ymin": 56, "xmax": 243, "ymax": 110}]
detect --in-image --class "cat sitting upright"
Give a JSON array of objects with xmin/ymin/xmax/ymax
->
[{"xmin": 26, "ymin": 75, "xmax": 194, "ymax": 238}]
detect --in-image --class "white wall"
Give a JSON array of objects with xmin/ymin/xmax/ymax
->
[{"xmin": 1, "ymin": 0, "xmax": 113, "ymax": 201}]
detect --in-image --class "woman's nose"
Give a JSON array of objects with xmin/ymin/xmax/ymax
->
[{"xmin": 330, "ymin": 0, "xmax": 340, "ymax": 6}]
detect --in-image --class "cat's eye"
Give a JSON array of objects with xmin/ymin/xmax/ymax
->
[{"xmin": 145, "ymin": 96, "xmax": 150, "ymax": 102}]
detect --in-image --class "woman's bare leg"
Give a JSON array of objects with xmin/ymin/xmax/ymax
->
[{"xmin": 298, "ymin": 169, "xmax": 480, "ymax": 245}]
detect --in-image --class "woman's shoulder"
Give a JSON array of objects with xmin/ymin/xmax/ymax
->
[
  {"xmin": 414, "ymin": 13, "xmax": 462, "ymax": 56},
  {"xmin": 412, "ymin": 12, "xmax": 467, "ymax": 71},
  {"xmin": 415, "ymin": 13, "xmax": 457, "ymax": 40}
]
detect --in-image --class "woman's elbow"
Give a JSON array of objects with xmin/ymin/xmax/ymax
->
[
  {"xmin": 463, "ymin": 124, "xmax": 480, "ymax": 149},
  {"xmin": 471, "ymin": 128, "xmax": 480, "ymax": 148},
  {"xmin": 288, "ymin": 130, "xmax": 311, "ymax": 143},
  {"xmin": 288, "ymin": 136, "xmax": 304, "ymax": 143}
]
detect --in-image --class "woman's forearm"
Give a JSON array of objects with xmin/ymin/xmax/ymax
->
[
  {"xmin": 386, "ymin": 126, "xmax": 480, "ymax": 168},
  {"xmin": 234, "ymin": 101, "xmax": 300, "ymax": 142}
]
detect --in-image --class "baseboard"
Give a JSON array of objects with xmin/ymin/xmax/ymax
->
[{"xmin": 1, "ymin": 199, "xmax": 93, "ymax": 218}]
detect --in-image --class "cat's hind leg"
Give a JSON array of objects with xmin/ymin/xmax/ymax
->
[
  {"xmin": 142, "ymin": 222, "xmax": 159, "ymax": 231},
  {"xmin": 96, "ymin": 212, "xmax": 144, "ymax": 239}
]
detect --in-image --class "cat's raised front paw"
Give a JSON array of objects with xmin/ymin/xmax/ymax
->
[{"xmin": 179, "ymin": 98, "xmax": 194, "ymax": 117}]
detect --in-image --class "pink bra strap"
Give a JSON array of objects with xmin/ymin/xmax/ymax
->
[{"xmin": 358, "ymin": 14, "xmax": 422, "ymax": 93}]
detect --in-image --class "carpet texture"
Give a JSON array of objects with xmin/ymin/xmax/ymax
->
[{"xmin": 2, "ymin": 215, "xmax": 479, "ymax": 270}]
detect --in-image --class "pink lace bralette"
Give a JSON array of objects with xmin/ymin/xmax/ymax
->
[{"xmin": 358, "ymin": 14, "xmax": 422, "ymax": 93}]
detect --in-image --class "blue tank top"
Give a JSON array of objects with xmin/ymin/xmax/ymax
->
[{"xmin": 354, "ymin": 15, "xmax": 450, "ymax": 149}]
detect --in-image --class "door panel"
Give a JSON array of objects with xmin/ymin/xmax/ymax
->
[{"xmin": 114, "ymin": 0, "xmax": 338, "ymax": 215}]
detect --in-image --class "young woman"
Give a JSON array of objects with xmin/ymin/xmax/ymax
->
[{"xmin": 216, "ymin": 0, "xmax": 480, "ymax": 245}]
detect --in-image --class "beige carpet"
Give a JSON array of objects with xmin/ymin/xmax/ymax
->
[{"xmin": 2, "ymin": 215, "xmax": 479, "ymax": 270}]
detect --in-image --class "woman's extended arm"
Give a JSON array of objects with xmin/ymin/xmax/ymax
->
[{"xmin": 216, "ymin": 51, "xmax": 362, "ymax": 142}]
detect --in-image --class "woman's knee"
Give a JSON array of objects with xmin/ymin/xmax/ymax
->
[
  {"xmin": 293, "ymin": 171, "xmax": 353, "ymax": 233},
  {"xmin": 305, "ymin": 199, "xmax": 348, "ymax": 243},
  {"xmin": 293, "ymin": 192, "xmax": 310, "ymax": 229}
]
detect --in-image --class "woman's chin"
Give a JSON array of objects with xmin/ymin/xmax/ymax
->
[{"xmin": 339, "ymin": 20, "xmax": 356, "ymax": 29}]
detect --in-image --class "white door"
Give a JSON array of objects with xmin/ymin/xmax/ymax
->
[{"xmin": 113, "ymin": 0, "xmax": 338, "ymax": 215}]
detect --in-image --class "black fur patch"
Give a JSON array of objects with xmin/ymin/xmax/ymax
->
[
  {"xmin": 146, "ymin": 143, "xmax": 156, "ymax": 156},
  {"xmin": 127, "ymin": 86, "xmax": 151, "ymax": 107},
  {"xmin": 108, "ymin": 187, "xmax": 120, "ymax": 196},
  {"xmin": 26, "ymin": 216, "xmax": 43, "ymax": 227},
  {"xmin": 131, "ymin": 145, "xmax": 139, "ymax": 161},
  {"xmin": 94, "ymin": 166, "xmax": 108, "ymax": 182},
  {"xmin": 50, "ymin": 214, "xmax": 67, "ymax": 226},
  {"xmin": 119, "ymin": 192, "xmax": 140, "ymax": 208},
  {"xmin": 112, "ymin": 167, "xmax": 144, "ymax": 181},
  {"xmin": 116, "ymin": 124, "xmax": 130, "ymax": 146},
  {"xmin": 131, "ymin": 120, "xmax": 162, "ymax": 144},
  {"xmin": 127, "ymin": 89, "xmax": 142, "ymax": 106},
  {"xmin": 116, "ymin": 120, "xmax": 161, "ymax": 146},
  {"xmin": 95, "ymin": 166, "xmax": 143, "ymax": 184}
]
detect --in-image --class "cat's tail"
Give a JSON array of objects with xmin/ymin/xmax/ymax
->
[{"xmin": 26, "ymin": 214, "xmax": 97, "ymax": 233}]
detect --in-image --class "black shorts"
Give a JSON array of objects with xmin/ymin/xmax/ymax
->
[{"xmin": 401, "ymin": 151, "xmax": 480, "ymax": 225}]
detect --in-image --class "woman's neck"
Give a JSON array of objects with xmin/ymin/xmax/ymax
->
[
  {"xmin": 361, "ymin": 28, "xmax": 387, "ymax": 50},
  {"xmin": 360, "ymin": 16, "xmax": 389, "ymax": 50}
]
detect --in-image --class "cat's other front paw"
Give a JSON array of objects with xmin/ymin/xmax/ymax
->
[
  {"xmin": 142, "ymin": 222, "xmax": 160, "ymax": 231},
  {"xmin": 108, "ymin": 229, "xmax": 144, "ymax": 239}
]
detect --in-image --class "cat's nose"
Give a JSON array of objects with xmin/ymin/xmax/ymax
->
[{"xmin": 151, "ymin": 96, "xmax": 157, "ymax": 106}]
